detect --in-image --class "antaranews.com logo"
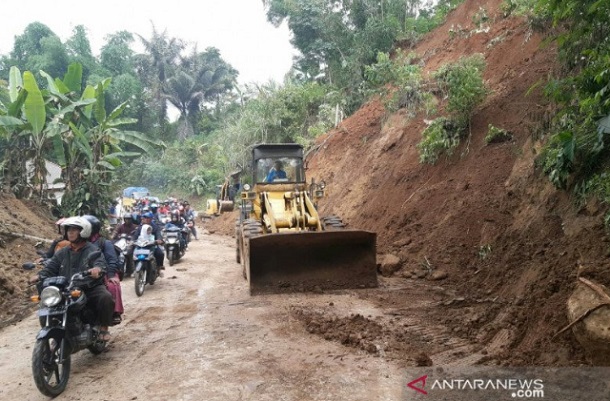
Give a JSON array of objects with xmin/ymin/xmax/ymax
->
[
  {"xmin": 403, "ymin": 367, "xmax": 610, "ymax": 401},
  {"xmin": 407, "ymin": 374, "xmax": 544, "ymax": 398}
]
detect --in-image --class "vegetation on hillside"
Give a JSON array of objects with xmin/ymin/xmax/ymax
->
[{"xmin": 2, "ymin": 0, "xmax": 609, "ymax": 224}]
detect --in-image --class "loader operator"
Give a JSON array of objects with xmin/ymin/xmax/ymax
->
[{"xmin": 265, "ymin": 160, "xmax": 287, "ymax": 182}]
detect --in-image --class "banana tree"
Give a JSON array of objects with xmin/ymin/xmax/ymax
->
[
  {"xmin": 1, "ymin": 62, "xmax": 161, "ymax": 216},
  {"xmin": 0, "ymin": 67, "xmax": 42, "ymax": 195},
  {"xmin": 49, "ymin": 65, "xmax": 162, "ymax": 216}
]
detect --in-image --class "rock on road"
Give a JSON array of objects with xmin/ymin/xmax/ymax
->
[{"xmin": 0, "ymin": 234, "xmax": 403, "ymax": 401}]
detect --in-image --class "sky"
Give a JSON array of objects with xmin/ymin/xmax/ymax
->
[{"xmin": 0, "ymin": 0, "xmax": 297, "ymax": 85}]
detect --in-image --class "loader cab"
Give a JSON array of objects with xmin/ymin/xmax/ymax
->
[
  {"xmin": 252, "ymin": 144, "xmax": 306, "ymax": 184},
  {"xmin": 256, "ymin": 157, "xmax": 305, "ymax": 183}
]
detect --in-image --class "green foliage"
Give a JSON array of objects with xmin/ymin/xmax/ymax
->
[
  {"xmin": 501, "ymin": 0, "xmax": 536, "ymax": 17},
  {"xmin": 485, "ymin": 124, "xmax": 513, "ymax": 144},
  {"xmin": 573, "ymin": 173, "xmax": 610, "ymax": 231},
  {"xmin": 264, "ymin": 0, "xmax": 462, "ymax": 116},
  {"xmin": 535, "ymin": 0, "xmax": 610, "ymax": 191},
  {"xmin": 416, "ymin": 56, "xmax": 487, "ymax": 164},
  {"xmin": 403, "ymin": 0, "xmax": 466, "ymax": 40},
  {"xmin": 472, "ymin": 7, "xmax": 489, "ymax": 30},
  {"xmin": 364, "ymin": 50, "xmax": 433, "ymax": 116},
  {"xmin": 417, "ymin": 117, "xmax": 461, "ymax": 164},
  {"xmin": 433, "ymin": 54, "xmax": 487, "ymax": 128},
  {"xmin": 120, "ymin": 138, "xmax": 225, "ymax": 199},
  {"xmin": 0, "ymin": 63, "xmax": 159, "ymax": 218}
]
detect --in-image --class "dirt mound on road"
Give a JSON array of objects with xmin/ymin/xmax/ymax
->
[{"xmin": 0, "ymin": 194, "xmax": 57, "ymax": 328}]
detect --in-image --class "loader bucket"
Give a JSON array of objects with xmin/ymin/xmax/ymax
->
[
  {"xmin": 245, "ymin": 230, "xmax": 377, "ymax": 295},
  {"xmin": 218, "ymin": 200, "xmax": 235, "ymax": 213}
]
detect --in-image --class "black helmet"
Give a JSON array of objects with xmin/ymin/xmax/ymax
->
[{"xmin": 83, "ymin": 215, "xmax": 102, "ymax": 236}]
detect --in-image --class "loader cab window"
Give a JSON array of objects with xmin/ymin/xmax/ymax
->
[{"xmin": 257, "ymin": 157, "xmax": 305, "ymax": 183}]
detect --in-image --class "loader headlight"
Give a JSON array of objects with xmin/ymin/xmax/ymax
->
[
  {"xmin": 40, "ymin": 286, "xmax": 62, "ymax": 307},
  {"xmin": 243, "ymin": 183, "xmax": 251, "ymax": 191}
]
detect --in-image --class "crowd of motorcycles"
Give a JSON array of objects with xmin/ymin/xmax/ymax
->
[
  {"xmin": 117, "ymin": 207, "xmax": 195, "ymax": 296},
  {"xmin": 21, "ymin": 199, "xmax": 196, "ymax": 397}
]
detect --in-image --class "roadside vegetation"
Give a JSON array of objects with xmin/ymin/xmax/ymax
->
[{"xmin": 1, "ymin": 0, "xmax": 609, "ymax": 228}]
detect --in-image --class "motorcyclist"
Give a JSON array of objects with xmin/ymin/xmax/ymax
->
[
  {"xmin": 84, "ymin": 215, "xmax": 124, "ymax": 325},
  {"xmin": 165, "ymin": 210, "xmax": 188, "ymax": 251},
  {"xmin": 149, "ymin": 203, "xmax": 161, "ymax": 224},
  {"xmin": 133, "ymin": 212, "xmax": 165, "ymax": 274},
  {"xmin": 29, "ymin": 216, "xmax": 115, "ymax": 341},
  {"xmin": 113, "ymin": 213, "xmax": 137, "ymax": 240},
  {"xmin": 112, "ymin": 213, "xmax": 136, "ymax": 278},
  {"xmin": 38, "ymin": 217, "xmax": 71, "ymax": 262},
  {"xmin": 182, "ymin": 201, "xmax": 198, "ymax": 240}
]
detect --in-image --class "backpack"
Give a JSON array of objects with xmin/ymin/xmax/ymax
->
[{"xmin": 96, "ymin": 237, "xmax": 124, "ymax": 268}]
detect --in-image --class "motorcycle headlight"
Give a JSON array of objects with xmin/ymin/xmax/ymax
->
[
  {"xmin": 40, "ymin": 286, "xmax": 62, "ymax": 307},
  {"xmin": 243, "ymin": 183, "xmax": 251, "ymax": 191}
]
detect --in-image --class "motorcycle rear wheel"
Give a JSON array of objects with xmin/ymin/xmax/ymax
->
[
  {"xmin": 32, "ymin": 337, "xmax": 71, "ymax": 397},
  {"xmin": 135, "ymin": 268, "xmax": 146, "ymax": 296}
]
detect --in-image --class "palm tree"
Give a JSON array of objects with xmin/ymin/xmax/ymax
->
[
  {"xmin": 164, "ymin": 48, "xmax": 237, "ymax": 139},
  {"xmin": 137, "ymin": 24, "xmax": 184, "ymax": 134}
]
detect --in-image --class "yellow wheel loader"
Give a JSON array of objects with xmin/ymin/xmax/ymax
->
[{"xmin": 236, "ymin": 143, "xmax": 378, "ymax": 295}]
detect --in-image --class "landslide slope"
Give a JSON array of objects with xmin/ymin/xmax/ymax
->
[{"xmin": 305, "ymin": 0, "xmax": 610, "ymax": 365}]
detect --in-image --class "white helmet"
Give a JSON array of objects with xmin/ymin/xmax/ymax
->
[{"xmin": 60, "ymin": 216, "xmax": 92, "ymax": 239}]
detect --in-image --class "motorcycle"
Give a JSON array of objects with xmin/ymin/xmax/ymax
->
[
  {"xmin": 163, "ymin": 225, "xmax": 186, "ymax": 266},
  {"xmin": 185, "ymin": 216, "xmax": 195, "ymax": 242},
  {"xmin": 133, "ymin": 238, "xmax": 159, "ymax": 296},
  {"xmin": 23, "ymin": 252, "xmax": 109, "ymax": 397},
  {"xmin": 113, "ymin": 234, "xmax": 133, "ymax": 278}
]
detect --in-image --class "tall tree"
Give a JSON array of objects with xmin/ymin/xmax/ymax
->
[
  {"xmin": 66, "ymin": 25, "xmax": 96, "ymax": 79},
  {"xmin": 137, "ymin": 25, "xmax": 185, "ymax": 134},
  {"xmin": 10, "ymin": 22, "xmax": 69, "ymax": 79},
  {"xmin": 165, "ymin": 47, "xmax": 237, "ymax": 139}
]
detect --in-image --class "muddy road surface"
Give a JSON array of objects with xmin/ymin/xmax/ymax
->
[{"xmin": 0, "ymin": 234, "xmax": 404, "ymax": 401}]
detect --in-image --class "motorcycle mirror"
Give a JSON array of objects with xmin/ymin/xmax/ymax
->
[
  {"xmin": 86, "ymin": 251, "xmax": 102, "ymax": 267},
  {"xmin": 36, "ymin": 249, "xmax": 46, "ymax": 256},
  {"xmin": 22, "ymin": 262, "xmax": 36, "ymax": 270}
]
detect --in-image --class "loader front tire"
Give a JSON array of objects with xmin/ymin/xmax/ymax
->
[{"xmin": 321, "ymin": 215, "xmax": 346, "ymax": 231}]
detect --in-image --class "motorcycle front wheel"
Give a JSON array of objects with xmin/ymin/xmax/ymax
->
[
  {"xmin": 134, "ymin": 267, "xmax": 146, "ymax": 297},
  {"xmin": 168, "ymin": 249, "xmax": 174, "ymax": 266},
  {"xmin": 32, "ymin": 337, "xmax": 71, "ymax": 397}
]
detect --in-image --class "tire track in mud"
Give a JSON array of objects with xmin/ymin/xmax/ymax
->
[{"xmin": 0, "ymin": 233, "xmax": 404, "ymax": 401}]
